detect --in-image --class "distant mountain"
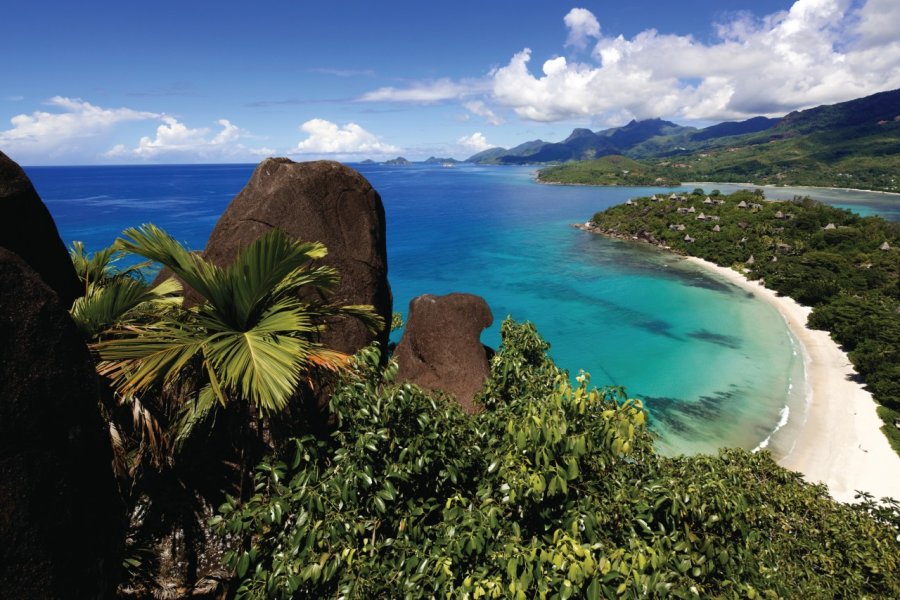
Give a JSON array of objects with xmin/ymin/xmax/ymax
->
[
  {"xmin": 384, "ymin": 156, "xmax": 412, "ymax": 165},
  {"xmin": 690, "ymin": 117, "xmax": 779, "ymax": 142},
  {"xmin": 775, "ymin": 88, "xmax": 900, "ymax": 135},
  {"xmin": 600, "ymin": 118, "xmax": 692, "ymax": 148},
  {"xmin": 465, "ymin": 118, "xmax": 691, "ymax": 164},
  {"xmin": 423, "ymin": 156, "xmax": 461, "ymax": 164},
  {"xmin": 465, "ymin": 147, "xmax": 510, "ymax": 163},
  {"xmin": 359, "ymin": 159, "xmax": 376, "ymax": 164},
  {"xmin": 467, "ymin": 88, "xmax": 900, "ymax": 175},
  {"xmin": 538, "ymin": 88, "xmax": 900, "ymax": 193}
]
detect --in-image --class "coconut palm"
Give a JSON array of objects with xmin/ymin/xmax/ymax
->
[{"xmin": 94, "ymin": 223, "xmax": 382, "ymax": 449}]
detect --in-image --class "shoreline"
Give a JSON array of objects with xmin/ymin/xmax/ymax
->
[{"xmin": 681, "ymin": 255, "xmax": 900, "ymax": 503}]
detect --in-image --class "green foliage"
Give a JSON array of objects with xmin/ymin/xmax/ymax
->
[
  {"xmin": 96, "ymin": 224, "xmax": 381, "ymax": 417},
  {"xmin": 68, "ymin": 240, "xmax": 181, "ymax": 339},
  {"xmin": 538, "ymin": 155, "xmax": 680, "ymax": 187},
  {"xmin": 216, "ymin": 320, "xmax": 900, "ymax": 599},
  {"xmin": 538, "ymin": 120, "xmax": 900, "ymax": 192},
  {"xmin": 589, "ymin": 192, "xmax": 900, "ymax": 453}
]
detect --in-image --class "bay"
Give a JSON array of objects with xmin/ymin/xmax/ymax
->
[{"xmin": 25, "ymin": 162, "xmax": 893, "ymax": 456}]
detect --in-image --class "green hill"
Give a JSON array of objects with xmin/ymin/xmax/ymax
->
[
  {"xmin": 538, "ymin": 89, "xmax": 900, "ymax": 192},
  {"xmin": 537, "ymin": 155, "xmax": 680, "ymax": 186}
]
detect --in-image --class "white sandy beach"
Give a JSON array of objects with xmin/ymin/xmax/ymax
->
[{"xmin": 684, "ymin": 256, "xmax": 900, "ymax": 503}]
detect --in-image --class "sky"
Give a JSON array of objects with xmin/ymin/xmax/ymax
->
[{"xmin": 1, "ymin": 0, "xmax": 899, "ymax": 165}]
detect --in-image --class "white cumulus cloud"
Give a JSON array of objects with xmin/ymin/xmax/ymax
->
[
  {"xmin": 564, "ymin": 7, "xmax": 601, "ymax": 49},
  {"xmin": 294, "ymin": 119, "xmax": 399, "ymax": 154},
  {"xmin": 107, "ymin": 117, "xmax": 274, "ymax": 161},
  {"xmin": 354, "ymin": 1, "xmax": 900, "ymax": 127},
  {"xmin": 490, "ymin": 1, "xmax": 900, "ymax": 123},
  {"xmin": 0, "ymin": 97, "xmax": 159, "ymax": 162},
  {"xmin": 457, "ymin": 132, "xmax": 492, "ymax": 152}
]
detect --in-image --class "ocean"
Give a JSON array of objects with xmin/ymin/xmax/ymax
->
[{"xmin": 24, "ymin": 162, "xmax": 893, "ymax": 456}]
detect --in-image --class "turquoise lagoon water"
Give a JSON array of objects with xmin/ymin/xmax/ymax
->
[{"xmin": 26, "ymin": 163, "xmax": 892, "ymax": 456}]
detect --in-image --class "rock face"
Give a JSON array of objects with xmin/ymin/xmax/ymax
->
[
  {"xmin": 0, "ymin": 248, "xmax": 120, "ymax": 599},
  {"xmin": 0, "ymin": 151, "xmax": 82, "ymax": 306},
  {"xmin": 394, "ymin": 293, "xmax": 494, "ymax": 413},
  {"xmin": 204, "ymin": 158, "xmax": 391, "ymax": 355}
]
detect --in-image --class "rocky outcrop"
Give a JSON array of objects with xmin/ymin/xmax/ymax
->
[
  {"xmin": 0, "ymin": 151, "xmax": 82, "ymax": 306},
  {"xmin": 203, "ymin": 158, "xmax": 391, "ymax": 356},
  {"xmin": 394, "ymin": 293, "xmax": 493, "ymax": 413},
  {"xmin": 0, "ymin": 248, "xmax": 120, "ymax": 599}
]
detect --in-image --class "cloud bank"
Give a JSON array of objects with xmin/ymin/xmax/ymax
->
[{"xmin": 360, "ymin": 0, "xmax": 900, "ymax": 124}]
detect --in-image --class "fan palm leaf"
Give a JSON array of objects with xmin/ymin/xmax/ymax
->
[
  {"xmin": 96, "ymin": 224, "xmax": 382, "ymax": 419},
  {"xmin": 70, "ymin": 277, "xmax": 182, "ymax": 338}
]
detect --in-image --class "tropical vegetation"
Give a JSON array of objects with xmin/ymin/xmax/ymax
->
[
  {"xmin": 216, "ymin": 320, "xmax": 900, "ymax": 599},
  {"xmin": 588, "ymin": 189, "xmax": 900, "ymax": 453},
  {"xmin": 68, "ymin": 225, "xmax": 381, "ymax": 592},
  {"xmin": 505, "ymin": 89, "xmax": 900, "ymax": 193},
  {"xmin": 67, "ymin": 222, "xmax": 900, "ymax": 598}
]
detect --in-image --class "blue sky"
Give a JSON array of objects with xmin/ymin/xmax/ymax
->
[{"xmin": 2, "ymin": 0, "xmax": 898, "ymax": 165}]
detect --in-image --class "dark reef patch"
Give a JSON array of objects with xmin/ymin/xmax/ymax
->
[
  {"xmin": 641, "ymin": 388, "xmax": 739, "ymax": 439},
  {"xmin": 687, "ymin": 329, "xmax": 743, "ymax": 349}
]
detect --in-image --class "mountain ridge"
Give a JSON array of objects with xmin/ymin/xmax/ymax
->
[{"xmin": 467, "ymin": 88, "xmax": 900, "ymax": 167}]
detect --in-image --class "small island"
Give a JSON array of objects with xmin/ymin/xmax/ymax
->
[
  {"xmin": 423, "ymin": 156, "xmax": 461, "ymax": 165},
  {"xmin": 583, "ymin": 189, "xmax": 900, "ymax": 472},
  {"xmin": 384, "ymin": 156, "xmax": 412, "ymax": 165}
]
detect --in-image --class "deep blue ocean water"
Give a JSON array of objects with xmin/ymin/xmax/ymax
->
[{"xmin": 24, "ymin": 163, "xmax": 897, "ymax": 456}]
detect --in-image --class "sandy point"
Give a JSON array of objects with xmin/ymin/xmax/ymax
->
[{"xmin": 683, "ymin": 256, "xmax": 900, "ymax": 503}]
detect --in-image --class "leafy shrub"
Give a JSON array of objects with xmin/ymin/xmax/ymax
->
[{"xmin": 215, "ymin": 320, "xmax": 900, "ymax": 599}]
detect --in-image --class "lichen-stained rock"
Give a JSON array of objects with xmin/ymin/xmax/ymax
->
[
  {"xmin": 394, "ymin": 293, "xmax": 494, "ymax": 413},
  {"xmin": 0, "ymin": 248, "xmax": 121, "ymax": 599},
  {"xmin": 0, "ymin": 151, "xmax": 82, "ymax": 306},
  {"xmin": 202, "ymin": 158, "xmax": 392, "ymax": 356}
]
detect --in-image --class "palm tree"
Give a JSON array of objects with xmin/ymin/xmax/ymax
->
[
  {"xmin": 69, "ymin": 240, "xmax": 182, "ymax": 339},
  {"xmin": 69, "ymin": 240, "xmax": 183, "ymax": 477},
  {"xmin": 93, "ymin": 223, "xmax": 381, "ymax": 449},
  {"xmin": 81, "ymin": 224, "xmax": 382, "ymax": 596}
]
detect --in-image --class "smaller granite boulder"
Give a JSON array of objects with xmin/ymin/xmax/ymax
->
[
  {"xmin": 0, "ymin": 151, "xmax": 82, "ymax": 306},
  {"xmin": 394, "ymin": 293, "xmax": 493, "ymax": 413}
]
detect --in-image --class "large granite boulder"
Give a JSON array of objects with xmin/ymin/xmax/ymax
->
[
  {"xmin": 0, "ymin": 248, "xmax": 121, "ymax": 598},
  {"xmin": 202, "ymin": 158, "xmax": 391, "ymax": 356},
  {"xmin": 0, "ymin": 151, "xmax": 82, "ymax": 306},
  {"xmin": 394, "ymin": 293, "xmax": 494, "ymax": 413}
]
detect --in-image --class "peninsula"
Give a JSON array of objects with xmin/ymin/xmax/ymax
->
[{"xmin": 582, "ymin": 189, "xmax": 900, "ymax": 499}]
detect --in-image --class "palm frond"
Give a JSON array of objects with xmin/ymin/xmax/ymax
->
[
  {"xmin": 225, "ymin": 229, "xmax": 330, "ymax": 327},
  {"xmin": 115, "ymin": 224, "xmax": 227, "ymax": 307},
  {"xmin": 70, "ymin": 276, "xmax": 183, "ymax": 338},
  {"xmin": 204, "ymin": 328, "xmax": 306, "ymax": 415},
  {"xmin": 70, "ymin": 240, "xmax": 151, "ymax": 289},
  {"xmin": 95, "ymin": 322, "xmax": 206, "ymax": 397}
]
